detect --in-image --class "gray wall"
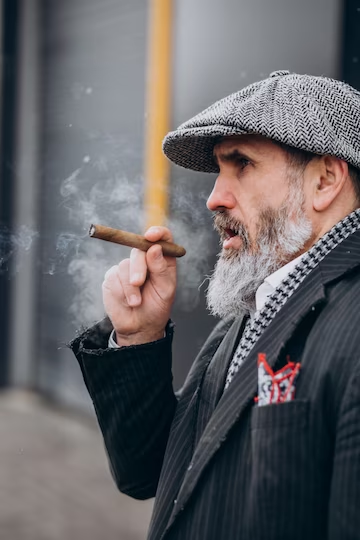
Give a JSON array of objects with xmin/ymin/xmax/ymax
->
[
  {"xmin": 37, "ymin": 0, "xmax": 149, "ymax": 409},
  {"xmin": 173, "ymin": 0, "xmax": 341, "ymax": 120},
  {"xmin": 10, "ymin": 0, "xmax": 343, "ymax": 408},
  {"xmin": 10, "ymin": 0, "xmax": 41, "ymax": 387}
]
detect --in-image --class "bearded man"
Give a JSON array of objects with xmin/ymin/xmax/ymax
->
[{"xmin": 71, "ymin": 71, "xmax": 360, "ymax": 540}]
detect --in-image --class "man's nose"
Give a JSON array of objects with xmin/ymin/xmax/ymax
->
[{"xmin": 206, "ymin": 176, "xmax": 237, "ymax": 212}]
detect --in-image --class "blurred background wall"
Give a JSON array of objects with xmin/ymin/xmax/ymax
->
[
  {"xmin": 0, "ymin": 0, "xmax": 358, "ymax": 538},
  {"xmin": 2, "ymin": 0, "xmax": 349, "ymax": 408}
]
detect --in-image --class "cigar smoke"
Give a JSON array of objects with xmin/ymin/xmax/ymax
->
[
  {"xmin": 0, "ymin": 225, "xmax": 38, "ymax": 275},
  {"xmin": 58, "ymin": 157, "xmax": 214, "ymax": 327},
  {"xmin": 1, "ymin": 146, "xmax": 214, "ymax": 329},
  {"xmin": 57, "ymin": 158, "xmax": 144, "ymax": 325}
]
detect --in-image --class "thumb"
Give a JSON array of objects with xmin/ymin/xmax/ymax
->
[
  {"xmin": 146, "ymin": 245, "xmax": 168, "ymax": 275},
  {"xmin": 146, "ymin": 245, "xmax": 176, "ymax": 295}
]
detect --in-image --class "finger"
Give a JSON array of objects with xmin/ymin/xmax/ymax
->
[
  {"xmin": 144, "ymin": 226, "xmax": 173, "ymax": 243},
  {"xmin": 102, "ymin": 265, "xmax": 128, "ymax": 315},
  {"xmin": 146, "ymin": 245, "xmax": 176, "ymax": 300},
  {"xmin": 144, "ymin": 226, "xmax": 177, "ymax": 266},
  {"xmin": 103, "ymin": 265, "xmax": 122, "ymax": 290},
  {"xmin": 129, "ymin": 248, "xmax": 147, "ymax": 286},
  {"xmin": 103, "ymin": 265, "xmax": 126, "ymax": 299},
  {"xmin": 117, "ymin": 259, "xmax": 142, "ymax": 307}
]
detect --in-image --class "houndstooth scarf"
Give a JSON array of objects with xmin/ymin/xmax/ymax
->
[{"xmin": 225, "ymin": 209, "xmax": 360, "ymax": 389}]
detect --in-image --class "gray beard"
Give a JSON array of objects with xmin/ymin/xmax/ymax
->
[{"xmin": 206, "ymin": 188, "xmax": 313, "ymax": 319}]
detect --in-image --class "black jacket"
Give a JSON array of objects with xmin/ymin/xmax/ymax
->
[{"xmin": 71, "ymin": 230, "xmax": 360, "ymax": 540}]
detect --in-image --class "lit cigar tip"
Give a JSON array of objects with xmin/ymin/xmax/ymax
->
[{"xmin": 89, "ymin": 224, "xmax": 96, "ymax": 237}]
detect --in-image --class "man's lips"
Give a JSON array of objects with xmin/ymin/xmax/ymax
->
[
  {"xmin": 223, "ymin": 228, "xmax": 242, "ymax": 249},
  {"xmin": 213, "ymin": 213, "xmax": 249, "ymax": 250}
]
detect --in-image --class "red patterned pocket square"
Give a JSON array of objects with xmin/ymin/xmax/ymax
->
[{"xmin": 255, "ymin": 353, "xmax": 301, "ymax": 406}]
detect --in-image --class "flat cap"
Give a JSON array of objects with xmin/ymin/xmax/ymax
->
[{"xmin": 163, "ymin": 70, "xmax": 360, "ymax": 173}]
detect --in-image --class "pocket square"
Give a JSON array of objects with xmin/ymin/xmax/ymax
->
[{"xmin": 256, "ymin": 353, "xmax": 301, "ymax": 406}]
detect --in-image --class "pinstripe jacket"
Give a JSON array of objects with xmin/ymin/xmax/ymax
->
[{"xmin": 72, "ymin": 230, "xmax": 360, "ymax": 540}]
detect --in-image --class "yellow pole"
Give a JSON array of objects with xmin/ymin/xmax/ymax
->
[{"xmin": 144, "ymin": 0, "xmax": 173, "ymax": 229}]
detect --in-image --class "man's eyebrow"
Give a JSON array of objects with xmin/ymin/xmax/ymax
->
[{"xmin": 213, "ymin": 148, "xmax": 251, "ymax": 164}]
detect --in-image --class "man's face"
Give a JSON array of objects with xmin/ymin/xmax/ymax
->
[
  {"xmin": 206, "ymin": 134, "xmax": 314, "ymax": 318},
  {"xmin": 209, "ymin": 135, "xmax": 308, "ymax": 254}
]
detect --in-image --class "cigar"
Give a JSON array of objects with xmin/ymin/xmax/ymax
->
[{"xmin": 89, "ymin": 224, "xmax": 186, "ymax": 258}]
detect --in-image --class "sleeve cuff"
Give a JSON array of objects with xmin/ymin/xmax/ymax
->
[
  {"xmin": 108, "ymin": 329, "xmax": 167, "ymax": 348},
  {"xmin": 108, "ymin": 329, "xmax": 119, "ymax": 348}
]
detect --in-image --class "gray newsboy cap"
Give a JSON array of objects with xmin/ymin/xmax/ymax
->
[{"xmin": 162, "ymin": 70, "xmax": 360, "ymax": 173}]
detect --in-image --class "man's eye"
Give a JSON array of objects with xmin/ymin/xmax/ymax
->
[{"xmin": 237, "ymin": 158, "xmax": 250, "ymax": 169}]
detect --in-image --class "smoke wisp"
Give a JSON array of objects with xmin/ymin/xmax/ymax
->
[
  {"xmin": 0, "ymin": 225, "xmax": 39, "ymax": 275},
  {"xmin": 2, "ymin": 144, "xmax": 216, "ymax": 330},
  {"xmin": 58, "ymin": 160, "xmax": 215, "ymax": 327}
]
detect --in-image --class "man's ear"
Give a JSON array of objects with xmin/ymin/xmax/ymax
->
[{"xmin": 312, "ymin": 156, "xmax": 349, "ymax": 212}]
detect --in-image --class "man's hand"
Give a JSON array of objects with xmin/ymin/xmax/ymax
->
[{"xmin": 102, "ymin": 226, "xmax": 177, "ymax": 346}]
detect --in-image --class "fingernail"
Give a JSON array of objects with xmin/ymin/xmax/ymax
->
[{"xmin": 148, "ymin": 226, "xmax": 160, "ymax": 234}]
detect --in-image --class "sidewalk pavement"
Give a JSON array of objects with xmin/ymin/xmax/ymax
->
[{"xmin": 0, "ymin": 390, "xmax": 153, "ymax": 540}]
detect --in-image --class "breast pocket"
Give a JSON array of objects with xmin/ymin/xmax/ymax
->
[
  {"xmin": 252, "ymin": 399, "xmax": 309, "ymax": 429},
  {"xmin": 247, "ymin": 400, "xmax": 311, "ymax": 539}
]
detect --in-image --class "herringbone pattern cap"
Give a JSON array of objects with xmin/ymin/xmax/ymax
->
[{"xmin": 163, "ymin": 70, "xmax": 360, "ymax": 172}]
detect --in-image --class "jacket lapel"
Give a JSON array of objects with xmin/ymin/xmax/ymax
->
[
  {"xmin": 165, "ymin": 264, "xmax": 326, "ymax": 533},
  {"xmin": 192, "ymin": 314, "xmax": 249, "ymax": 438}
]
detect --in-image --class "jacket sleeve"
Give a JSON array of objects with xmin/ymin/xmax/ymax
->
[
  {"xmin": 70, "ymin": 318, "xmax": 177, "ymax": 500},
  {"xmin": 328, "ymin": 365, "xmax": 360, "ymax": 539}
]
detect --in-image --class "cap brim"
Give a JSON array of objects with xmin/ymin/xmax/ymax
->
[{"xmin": 162, "ymin": 125, "xmax": 247, "ymax": 173}]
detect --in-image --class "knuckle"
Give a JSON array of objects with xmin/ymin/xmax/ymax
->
[
  {"xmin": 118, "ymin": 258, "xmax": 130, "ymax": 270},
  {"xmin": 118, "ymin": 260, "xmax": 131, "ymax": 280},
  {"xmin": 104, "ymin": 265, "xmax": 118, "ymax": 281},
  {"xmin": 156, "ymin": 259, "xmax": 168, "ymax": 273}
]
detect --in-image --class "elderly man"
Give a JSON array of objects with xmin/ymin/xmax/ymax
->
[{"xmin": 71, "ymin": 71, "xmax": 360, "ymax": 540}]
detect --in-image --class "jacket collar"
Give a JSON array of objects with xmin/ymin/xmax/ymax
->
[{"xmin": 317, "ymin": 227, "xmax": 360, "ymax": 284}]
